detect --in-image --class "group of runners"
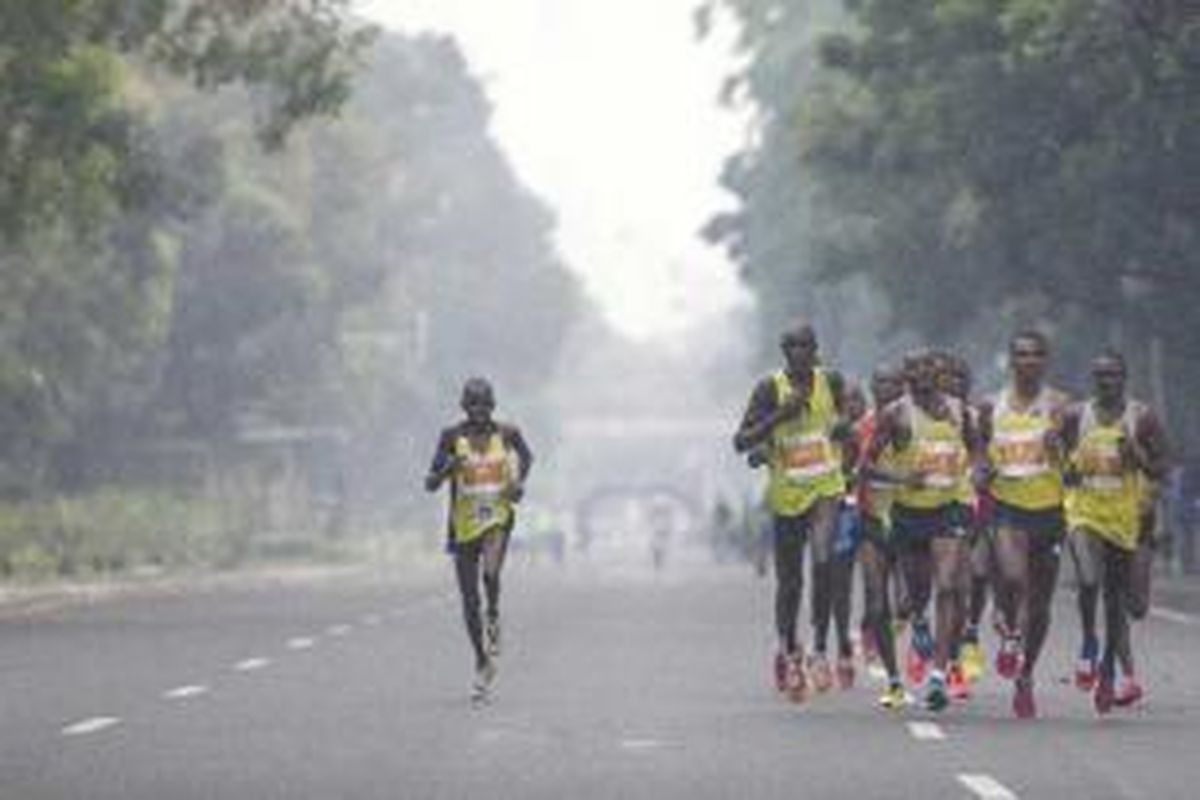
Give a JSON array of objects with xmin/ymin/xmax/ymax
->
[
  {"xmin": 422, "ymin": 322, "xmax": 1167, "ymax": 717},
  {"xmin": 733, "ymin": 322, "xmax": 1168, "ymax": 718}
]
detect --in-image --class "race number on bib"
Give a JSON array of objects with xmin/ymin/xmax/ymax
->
[
  {"xmin": 914, "ymin": 441, "xmax": 962, "ymax": 489},
  {"xmin": 780, "ymin": 434, "xmax": 835, "ymax": 481},
  {"xmin": 994, "ymin": 430, "xmax": 1050, "ymax": 479}
]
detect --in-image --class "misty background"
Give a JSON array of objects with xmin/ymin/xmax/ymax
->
[{"xmin": 1, "ymin": 0, "xmax": 1197, "ymax": 580}]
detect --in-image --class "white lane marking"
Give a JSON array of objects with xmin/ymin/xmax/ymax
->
[
  {"xmin": 1149, "ymin": 606, "xmax": 1197, "ymax": 626},
  {"xmin": 361, "ymin": 614, "xmax": 382, "ymax": 626},
  {"xmin": 326, "ymin": 624, "xmax": 352, "ymax": 637},
  {"xmin": 163, "ymin": 684, "xmax": 209, "ymax": 700},
  {"xmin": 287, "ymin": 637, "xmax": 316, "ymax": 650},
  {"xmin": 958, "ymin": 773, "xmax": 1018, "ymax": 799},
  {"xmin": 234, "ymin": 657, "xmax": 271, "ymax": 672},
  {"xmin": 620, "ymin": 739, "xmax": 665, "ymax": 750},
  {"xmin": 62, "ymin": 717, "xmax": 121, "ymax": 737},
  {"xmin": 906, "ymin": 721, "xmax": 946, "ymax": 741}
]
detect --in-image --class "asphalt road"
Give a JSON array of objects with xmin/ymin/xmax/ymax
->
[{"xmin": 2, "ymin": 547, "xmax": 1199, "ymax": 799}]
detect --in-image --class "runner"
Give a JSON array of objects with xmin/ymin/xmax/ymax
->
[
  {"xmin": 824, "ymin": 381, "xmax": 867, "ymax": 689},
  {"xmin": 867, "ymin": 351, "xmax": 975, "ymax": 711},
  {"xmin": 1063, "ymin": 350, "xmax": 1168, "ymax": 713},
  {"xmin": 939, "ymin": 353, "xmax": 988, "ymax": 695},
  {"xmin": 425, "ymin": 378, "xmax": 534, "ymax": 702},
  {"xmin": 977, "ymin": 330, "xmax": 1069, "ymax": 719},
  {"xmin": 734, "ymin": 322, "xmax": 850, "ymax": 702},
  {"xmin": 855, "ymin": 365, "xmax": 908, "ymax": 708}
]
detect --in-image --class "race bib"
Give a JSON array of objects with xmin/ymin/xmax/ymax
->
[
  {"xmin": 780, "ymin": 433, "xmax": 836, "ymax": 481},
  {"xmin": 993, "ymin": 429, "xmax": 1049, "ymax": 479},
  {"xmin": 914, "ymin": 441, "xmax": 962, "ymax": 489},
  {"xmin": 1078, "ymin": 442, "xmax": 1123, "ymax": 492}
]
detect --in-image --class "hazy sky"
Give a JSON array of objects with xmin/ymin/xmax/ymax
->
[{"xmin": 359, "ymin": 0, "xmax": 751, "ymax": 340}]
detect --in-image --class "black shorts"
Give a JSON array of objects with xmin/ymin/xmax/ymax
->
[
  {"xmin": 992, "ymin": 500, "xmax": 1064, "ymax": 542},
  {"xmin": 892, "ymin": 503, "xmax": 971, "ymax": 544}
]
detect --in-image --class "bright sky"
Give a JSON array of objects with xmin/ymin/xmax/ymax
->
[{"xmin": 359, "ymin": 0, "xmax": 751, "ymax": 341}]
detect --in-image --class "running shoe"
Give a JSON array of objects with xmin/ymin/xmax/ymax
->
[
  {"xmin": 906, "ymin": 644, "xmax": 928, "ymax": 688},
  {"xmin": 1074, "ymin": 638, "xmax": 1098, "ymax": 691},
  {"xmin": 995, "ymin": 636, "xmax": 1023, "ymax": 681},
  {"xmin": 836, "ymin": 654, "xmax": 856, "ymax": 689},
  {"xmin": 960, "ymin": 626, "xmax": 986, "ymax": 682},
  {"xmin": 925, "ymin": 669, "xmax": 949, "ymax": 712},
  {"xmin": 485, "ymin": 616, "xmax": 502, "ymax": 658},
  {"xmin": 1012, "ymin": 675, "xmax": 1036, "ymax": 719},
  {"xmin": 878, "ymin": 682, "xmax": 908, "ymax": 711},
  {"xmin": 774, "ymin": 650, "xmax": 788, "ymax": 693},
  {"xmin": 785, "ymin": 653, "xmax": 808, "ymax": 703},
  {"xmin": 1094, "ymin": 676, "xmax": 1115, "ymax": 716},
  {"xmin": 947, "ymin": 662, "xmax": 971, "ymax": 701},
  {"xmin": 1114, "ymin": 677, "xmax": 1144, "ymax": 708},
  {"xmin": 471, "ymin": 658, "xmax": 497, "ymax": 704},
  {"xmin": 808, "ymin": 652, "xmax": 834, "ymax": 693}
]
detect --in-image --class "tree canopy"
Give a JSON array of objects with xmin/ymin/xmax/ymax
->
[{"xmin": 704, "ymin": 0, "xmax": 1200, "ymax": 444}]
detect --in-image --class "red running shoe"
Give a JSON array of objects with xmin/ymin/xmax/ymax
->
[
  {"xmin": 1074, "ymin": 639, "xmax": 1098, "ymax": 691},
  {"xmin": 1114, "ymin": 678, "xmax": 1144, "ymax": 708},
  {"xmin": 1094, "ymin": 677, "xmax": 1115, "ymax": 715},
  {"xmin": 995, "ymin": 636, "xmax": 1023, "ymax": 681},
  {"xmin": 947, "ymin": 662, "xmax": 971, "ymax": 701},
  {"xmin": 1013, "ymin": 676, "xmax": 1036, "ymax": 719},
  {"xmin": 906, "ymin": 645, "xmax": 928, "ymax": 688}
]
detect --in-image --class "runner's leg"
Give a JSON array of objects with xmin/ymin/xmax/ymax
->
[
  {"xmin": 454, "ymin": 539, "xmax": 487, "ymax": 669},
  {"xmin": 773, "ymin": 514, "xmax": 807, "ymax": 655},
  {"xmin": 1021, "ymin": 530, "xmax": 1062, "ymax": 679}
]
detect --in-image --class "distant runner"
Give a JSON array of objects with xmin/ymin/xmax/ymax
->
[
  {"xmin": 425, "ymin": 378, "xmax": 533, "ymax": 703},
  {"xmin": 936, "ymin": 352, "xmax": 987, "ymax": 695},
  {"xmin": 824, "ymin": 381, "xmax": 868, "ymax": 689},
  {"xmin": 1063, "ymin": 350, "xmax": 1168, "ymax": 713},
  {"xmin": 734, "ymin": 322, "xmax": 850, "ymax": 701},
  {"xmin": 854, "ymin": 366, "xmax": 908, "ymax": 709}
]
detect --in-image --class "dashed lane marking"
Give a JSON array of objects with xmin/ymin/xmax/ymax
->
[
  {"xmin": 620, "ymin": 739, "xmax": 666, "ymax": 751},
  {"xmin": 62, "ymin": 717, "xmax": 121, "ymax": 737},
  {"xmin": 234, "ymin": 657, "xmax": 271, "ymax": 672},
  {"xmin": 958, "ymin": 773, "xmax": 1018, "ymax": 799},
  {"xmin": 163, "ymin": 685, "xmax": 208, "ymax": 700},
  {"xmin": 326, "ymin": 624, "xmax": 352, "ymax": 637},
  {"xmin": 906, "ymin": 721, "xmax": 946, "ymax": 741},
  {"xmin": 361, "ymin": 614, "xmax": 382, "ymax": 626},
  {"xmin": 287, "ymin": 637, "xmax": 316, "ymax": 650}
]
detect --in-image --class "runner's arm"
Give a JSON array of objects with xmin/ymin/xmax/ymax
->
[
  {"xmin": 1133, "ymin": 408, "xmax": 1170, "ymax": 484},
  {"xmin": 503, "ymin": 424, "xmax": 534, "ymax": 502},
  {"xmin": 733, "ymin": 378, "xmax": 781, "ymax": 453},
  {"xmin": 424, "ymin": 428, "xmax": 459, "ymax": 492},
  {"xmin": 826, "ymin": 369, "xmax": 854, "ymax": 446},
  {"xmin": 1059, "ymin": 404, "xmax": 1084, "ymax": 487}
]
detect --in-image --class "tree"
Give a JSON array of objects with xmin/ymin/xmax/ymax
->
[{"xmin": 0, "ymin": 0, "xmax": 376, "ymax": 492}]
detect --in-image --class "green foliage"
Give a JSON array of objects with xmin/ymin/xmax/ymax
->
[
  {"xmin": 708, "ymin": 0, "xmax": 1200, "ymax": 437},
  {"xmin": 0, "ymin": 0, "xmax": 376, "ymax": 492},
  {"xmin": 0, "ymin": 489, "xmax": 227, "ymax": 578}
]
